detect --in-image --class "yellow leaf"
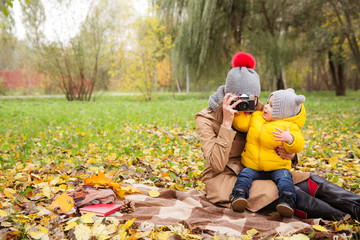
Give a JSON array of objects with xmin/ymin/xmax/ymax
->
[
  {"xmin": 1, "ymin": 222, "xmax": 12, "ymax": 227},
  {"xmin": 289, "ymin": 233, "xmax": 310, "ymax": 240},
  {"xmin": 39, "ymin": 226, "xmax": 48, "ymax": 234},
  {"xmin": 120, "ymin": 218, "xmax": 136, "ymax": 230},
  {"xmin": 118, "ymin": 231, "xmax": 127, "ymax": 240},
  {"xmin": 64, "ymin": 222, "xmax": 78, "ymax": 231},
  {"xmin": 3, "ymin": 189, "xmax": 14, "ymax": 200},
  {"xmin": 0, "ymin": 210, "xmax": 7, "ymax": 217},
  {"xmin": 48, "ymin": 192, "xmax": 74, "ymax": 213},
  {"xmin": 148, "ymin": 190, "xmax": 160, "ymax": 198},
  {"xmin": 74, "ymin": 225, "xmax": 92, "ymax": 240},
  {"xmin": 81, "ymin": 213, "xmax": 95, "ymax": 224},
  {"xmin": 92, "ymin": 223, "xmax": 108, "ymax": 239},
  {"xmin": 328, "ymin": 157, "xmax": 338, "ymax": 167},
  {"xmin": 149, "ymin": 231, "xmax": 171, "ymax": 240},
  {"xmin": 27, "ymin": 226, "xmax": 49, "ymax": 240},
  {"xmin": 312, "ymin": 225, "xmax": 329, "ymax": 232},
  {"xmin": 241, "ymin": 235, "xmax": 251, "ymax": 240},
  {"xmin": 335, "ymin": 181, "xmax": 343, "ymax": 187},
  {"xmin": 43, "ymin": 185, "xmax": 51, "ymax": 199},
  {"xmin": 335, "ymin": 223, "xmax": 352, "ymax": 231},
  {"xmin": 246, "ymin": 228, "xmax": 259, "ymax": 237}
]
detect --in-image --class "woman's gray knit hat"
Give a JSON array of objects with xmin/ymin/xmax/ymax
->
[
  {"xmin": 225, "ymin": 67, "xmax": 260, "ymax": 98},
  {"xmin": 208, "ymin": 52, "xmax": 260, "ymax": 111},
  {"xmin": 208, "ymin": 67, "xmax": 260, "ymax": 111},
  {"xmin": 270, "ymin": 88, "xmax": 305, "ymax": 120}
]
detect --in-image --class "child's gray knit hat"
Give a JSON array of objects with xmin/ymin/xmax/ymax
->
[
  {"xmin": 225, "ymin": 67, "xmax": 260, "ymax": 97},
  {"xmin": 271, "ymin": 88, "xmax": 305, "ymax": 120}
]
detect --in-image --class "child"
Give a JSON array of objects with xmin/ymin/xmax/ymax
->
[{"xmin": 230, "ymin": 88, "xmax": 306, "ymax": 217}]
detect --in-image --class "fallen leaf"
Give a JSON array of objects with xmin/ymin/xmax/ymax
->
[
  {"xmin": 148, "ymin": 190, "xmax": 160, "ymax": 198},
  {"xmin": 73, "ymin": 224, "xmax": 92, "ymax": 240},
  {"xmin": 81, "ymin": 213, "xmax": 95, "ymax": 224},
  {"xmin": 246, "ymin": 228, "xmax": 259, "ymax": 237},
  {"xmin": 0, "ymin": 210, "xmax": 7, "ymax": 216},
  {"xmin": 289, "ymin": 233, "xmax": 310, "ymax": 240},
  {"xmin": 48, "ymin": 192, "xmax": 74, "ymax": 213},
  {"xmin": 120, "ymin": 218, "xmax": 136, "ymax": 230},
  {"xmin": 312, "ymin": 224, "xmax": 328, "ymax": 232}
]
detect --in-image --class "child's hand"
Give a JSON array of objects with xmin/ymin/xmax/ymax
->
[{"xmin": 273, "ymin": 126, "xmax": 294, "ymax": 144}]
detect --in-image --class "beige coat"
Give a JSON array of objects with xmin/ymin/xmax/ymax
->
[{"xmin": 195, "ymin": 106, "xmax": 310, "ymax": 212}]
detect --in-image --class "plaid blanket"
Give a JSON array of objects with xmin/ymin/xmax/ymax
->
[{"xmin": 112, "ymin": 184, "xmax": 351, "ymax": 238}]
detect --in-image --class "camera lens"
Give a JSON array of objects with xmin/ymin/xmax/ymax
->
[{"xmin": 239, "ymin": 101, "xmax": 249, "ymax": 110}]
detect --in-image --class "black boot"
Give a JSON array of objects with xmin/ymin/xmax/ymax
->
[
  {"xmin": 295, "ymin": 186, "xmax": 346, "ymax": 220},
  {"xmin": 276, "ymin": 191, "xmax": 295, "ymax": 217},
  {"xmin": 296, "ymin": 173, "xmax": 360, "ymax": 220},
  {"xmin": 229, "ymin": 189, "xmax": 248, "ymax": 212}
]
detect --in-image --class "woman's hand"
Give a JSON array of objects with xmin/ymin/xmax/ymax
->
[
  {"xmin": 275, "ymin": 146, "xmax": 295, "ymax": 160},
  {"xmin": 222, "ymin": 93, "xmax": 241, "ymax": 129}
]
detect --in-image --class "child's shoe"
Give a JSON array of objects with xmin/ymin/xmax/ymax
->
[
  {"xmin": 276, "ymin": 192, "xmax": 295, "ymax": 217},
  {"xmin": 229, "ymin": 189, "xmax": 248, "ymax": 212}
]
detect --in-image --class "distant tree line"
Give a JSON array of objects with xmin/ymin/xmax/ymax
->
[
  {"xmin": 154, "ymin": 0, "xmax": 360, "ymax": 96},
  {"xmin": 0, "ymin": 0, "xmax": 359, "ymax": 100}
]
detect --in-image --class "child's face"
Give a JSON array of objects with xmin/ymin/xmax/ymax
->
[{"xmin": 263, "ymin": 95, "xmax": 273, "ymax": 121}]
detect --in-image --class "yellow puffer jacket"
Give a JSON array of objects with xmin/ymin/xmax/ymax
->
[{"xmin": 232, "ymin": 105, "xmax": 306, "ymax": 171}]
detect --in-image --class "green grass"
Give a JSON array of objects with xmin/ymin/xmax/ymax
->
[
  {"xmin": 0, "ymin": 91, "xmax": 359, "ymax": 179},
  {"xmin": 0, "ymin": 91, "xmax": 359, "ymax": 239},
  {"xmin": 0, "ymin": 95, "xmax": 208, "ymax": 173}
]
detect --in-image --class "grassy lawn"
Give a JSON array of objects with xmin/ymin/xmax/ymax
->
[
  {"xmin": 0, "ymin": 91, "xmax": 360, "ymax": 190},
  {"xmin": 0, "ymin": 91, "xmax": 359, "ymax": 238}
]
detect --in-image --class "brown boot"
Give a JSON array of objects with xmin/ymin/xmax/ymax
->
[
  {"xmin": 276, "ymin": 192, "xmax": 295, "ymax": 217},
  {"xmin": 229, "ymin": 189, "xmax": 248, "ymax": 212}
]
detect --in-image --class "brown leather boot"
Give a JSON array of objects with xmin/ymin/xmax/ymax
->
[{"xmin": 229, "ymin": 189, "xmax": 248, "ymax": 212}]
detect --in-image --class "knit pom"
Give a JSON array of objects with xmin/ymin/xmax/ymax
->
[
  {"xmin": 295, "ymin": 95, "xmax": 306, "ymax": 104},
  {"xmin": 231, "ymin": 52, "xmax": 256, "ymax": 69},
  {"xmin": 287, "ymin": 88, "xmax": 295, "ymax": 93}
]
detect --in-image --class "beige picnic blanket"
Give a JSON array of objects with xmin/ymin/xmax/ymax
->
[{"xmin": 112, "ymin": 184, "xmax": 352, "ymax": 238}]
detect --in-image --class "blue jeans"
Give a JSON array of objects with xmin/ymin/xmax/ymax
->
[{"xmin": 233, "ymin": 168, "xmax": 296, "ymax": 201}]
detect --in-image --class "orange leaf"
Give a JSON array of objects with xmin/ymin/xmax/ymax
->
[
  {"xmin": 84, "ymin": 171, "xmax": 141, "ymax": 199},
  {"xmin": 161, "ymin": 172, "xmax": 169, "ymax": 178},
  {"xmin": 109, "ymin": 183, "xmax": 127, "ymax": 199},
  {"xmin": 84, "ymin": 171, "xmax": 111, "ymax": 187},
  {"xmin": 48, "ymin": 192, "xmax": 74, "ymax": 213}
]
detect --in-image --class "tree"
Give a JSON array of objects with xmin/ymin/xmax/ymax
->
[
  {"xmin": 32, "ymin": 0, "xmax": 128, "ymax": 101},
  {"xmin": 155, "ymin": 0, "xmax": 359, "ymax": 94},
  {"xmin": 155, "ymin": 0, "xmax": 248, "ymax": 91},
  {"xmin": 155, "ymin": 57, "xmax": 172, "ymax": 88},
  {"xmin": 329, "ymin": 0, "xmax": 360, "ymax": 75},
  {"xmin": 0, "ymin": 5, "xmax": 17, "ymax": 69},
  {"xmin": 289, "ymin": 0, "xmax": 357, "ymax": 95},
  {"xmin": 155, "ymin": 0, "xmax": 303, "ymax": 91},
  {"xmin": 20, "ymin": 0, "xmax": 45, "ymax": 49},
  {"xmin": 110, "ymin": 14, "xmax": 173, "ymax": 101}
]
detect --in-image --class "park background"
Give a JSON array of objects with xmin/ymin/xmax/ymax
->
[{"xmin": 0, "ymin": 0, "xmax": 359, "ymax": 239}]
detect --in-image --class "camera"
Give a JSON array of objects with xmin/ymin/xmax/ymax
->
[{"xmin": 231, "ymin": 94, "xmax": 256, "ymax": 112}]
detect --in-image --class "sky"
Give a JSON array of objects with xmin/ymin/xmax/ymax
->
[{"xmin": 12, "ymin": 0, "xmax": 148, "ymax": 42}]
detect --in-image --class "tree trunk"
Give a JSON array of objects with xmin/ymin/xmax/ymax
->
[
  {"xmin": 355, "ymin": 74, "xmax": 360, "ymax": 91},
  {"xmin": 276, "ymin": 67, "xmax": 286, "ymax": 90},
  {"xmin": 330, "ymin": 0, "xmax": 360, "ymax": 76},
  {"xmin": 232, "ymin": 1, "xmax": 247, "ymax": 45},
  {"xmin": 176, "ymin": 77, "xmax": 181, "ymax": 92},
  {"xmin": 328, "ymin": 50, "xmax": 346, "ymax": 96}
]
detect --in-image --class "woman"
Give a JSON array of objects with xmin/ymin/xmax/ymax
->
[{"xmin": 195, "ymin": 52, "xmax": 360, "ymax": 220}]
